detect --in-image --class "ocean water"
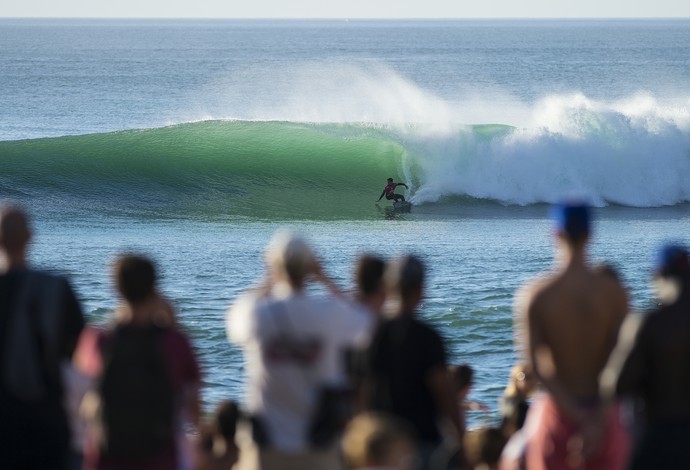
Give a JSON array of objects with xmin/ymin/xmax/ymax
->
[{"xmin": 1, "ymin": 19, "xmax": 690, "ymax": 422}]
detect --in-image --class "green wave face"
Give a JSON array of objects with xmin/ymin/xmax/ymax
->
[
  {"xmin": 15, "ymin": 117, "xmax": 682, "ymax": 217},
  {"xmin": 0, "ymin": 121, "xmax": 413, "ymax": 220}
]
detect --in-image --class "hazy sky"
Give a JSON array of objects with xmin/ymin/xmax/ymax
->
[{"xmin": 2, "ymin": 0, "xmax": 689, "ymax": 19}]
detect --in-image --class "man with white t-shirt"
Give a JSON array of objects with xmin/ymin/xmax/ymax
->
[{"xmin": 227, "ymin": 231, "xmax": 371, "ymax": 470}]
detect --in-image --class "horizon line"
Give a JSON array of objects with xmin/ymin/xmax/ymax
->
[{"xmin": 1, "ymin": 16, "xmax": 689, "ymax": 21}]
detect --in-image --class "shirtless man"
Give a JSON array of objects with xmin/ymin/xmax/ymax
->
[{"xmin": 515, "ymin": 202, "xmax": 629, "ymax": 470}]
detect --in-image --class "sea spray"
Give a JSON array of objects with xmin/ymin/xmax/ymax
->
[{"xmin": 405, "ymin": 94, "xmax": 690, "ymax": 207}]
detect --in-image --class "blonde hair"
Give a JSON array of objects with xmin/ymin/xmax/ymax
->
[
  {"xmin": 504, "ymin": 363, "xmax": 534, "ymax": 397},
  {"xmin": 265, "ymin": 230, "xmax": 316, "ymax": 282}
]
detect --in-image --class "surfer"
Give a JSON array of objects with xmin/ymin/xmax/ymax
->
[{"xmin": 377, "ymin": 178, "xmax": 408, "ymax": 204}]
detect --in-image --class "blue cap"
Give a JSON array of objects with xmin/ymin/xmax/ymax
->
[
  {"xmin": 550, "ymin": 202, "xmax": 591, "ymax": 240},
  {"xmin": 654, "ymin": 243, "xmax": 690, "ymax": 277}
]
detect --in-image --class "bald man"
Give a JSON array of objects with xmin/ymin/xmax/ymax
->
[{"xmin": 0, "ymin": 204, "xmax": 85, "ymax": 469}]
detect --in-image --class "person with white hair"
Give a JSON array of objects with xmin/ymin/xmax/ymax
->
[{"xmin": 227, "ymin": 231, "xmax": 371, "ymax": 470}]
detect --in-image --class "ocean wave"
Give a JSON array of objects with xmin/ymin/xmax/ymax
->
[
  {"xmin": 0, "ymin": 98, "xmax": 688, "ymax": 220},
  {"xmin": 407, "ymin": 93, "xmax": 690, "ymax": 207}
]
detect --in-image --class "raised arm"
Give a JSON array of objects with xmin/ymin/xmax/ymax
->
[{"xmin": 312, "ymin": 258, "xmax": 344, "ymax": 298}]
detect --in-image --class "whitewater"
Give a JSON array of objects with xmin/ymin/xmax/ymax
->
[{"xmin": 2, "ymin": 19, "xmax": 690, "ymax": 416}]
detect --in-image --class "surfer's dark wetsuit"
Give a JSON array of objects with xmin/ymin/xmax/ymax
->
[{"xmin": 378, "ymin": 181, "xmax": 408, "ymax": 203}]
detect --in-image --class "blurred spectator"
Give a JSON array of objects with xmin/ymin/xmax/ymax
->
[
  {"xmin": 347, "ymin": 254, "xmax": 387, "ymax": 411},
  {"xmin": 366, "ymin": 255, "xmax": 465, "ymax": 469},
  {"xmin": 195, "ymin": 400, "xmax": 240, "ymax": 470},
  {"xmin": 464, "ymin": 427, "xmax": 506, "ymax": 470},
  {"xmin": 449, "ymin": 364, "xmax": 488, "ymax": 437},
  {"xmin": 514, "ymin": 202, "xmax": 630, "ymax": 469},
  {"xmin": 353, "ymin": 254, "xmax": 387, "ymax": 320},
  {"xmin": 81, "ymin": 254, "xmax": 201, "ymax": 470},
  {"xmin": 227, "ymin": 231, "xmax": 371, "ymax": 470},
  {"xmin": 0, "ymin": 204, "xmax": 85, "ymax": 469},
  {"xmin": 499, "ymin": 363, "xmax": 536, "ymax": 437},
  {"xmin": 603, "ymin": 243, "xmax": 690, "ymax": 469}
]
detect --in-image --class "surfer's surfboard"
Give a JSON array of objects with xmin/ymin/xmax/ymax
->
[{"xmin": 392, "ymin": 201, "xmax": 412, "ymax": 213}]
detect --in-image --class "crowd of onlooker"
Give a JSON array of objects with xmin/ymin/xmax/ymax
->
[{"xmin": 2, "ymin": 200, "xmax": 690, "ymax": 470}]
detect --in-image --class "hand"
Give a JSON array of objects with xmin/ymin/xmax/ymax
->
[
  {"xmin": 253, "ymin": 276, "xmax": 274, "ymax": 297},
  {"xmin": 567, "ymin": 407, "xmax": 606, "ymax": 462},
  {"xmin": 579, "ymin": 410, "xmax": 606, "ymax": 458},
  {"xmin": 474, "ymin": 401, "xmax": 490, "ymax": 412},
  {"xmin": 311, "ymin": 258, "xmax": 325, "ymax": 280},
  {"xmin": 311, "ymin": 262, "xmax": 344, "ymax": 298}
]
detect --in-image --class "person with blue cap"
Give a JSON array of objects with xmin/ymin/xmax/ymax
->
[
  {"xmin": 514, "ymin": 201, "xmax": 631, "ymax": 470},
  {"xmin": 602, "ymin": 242, "xmax": 690, "ymax": 469}
]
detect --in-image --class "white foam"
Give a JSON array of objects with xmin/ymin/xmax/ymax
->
[{"xmin": 406, "ymin": 93, "xmax": 690, "ymax": 207}]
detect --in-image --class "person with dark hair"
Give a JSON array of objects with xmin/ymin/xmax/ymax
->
[
  {"xmin": 0, "ymin": 204, "xmax": 85, "ymax": 470},
  {"xmin": 346, "ymin": 254, "xmax": 387, "ymax": 411},
  {"xmin": 464, "ymin": 427, "xmax": 507, "ymax": 470},
  {"xmin": 450, "ymin": 364, "xmax": 474, "ymax": 393},
  {"xmin": 81, "ymin": 253, "xmax": 201, "ymax": 470},
  {"xmin": 354, "ymin": 254, "xmax": 387, "ymax": 320},
  {"xmin": 602, "ymin": 243, "xmax": 690, "ymax": 469},
  {"xmin": 377, "ymin": 178, "xmax": 408, "ymax": 204},
  {"xmin": 195, "ymin": 400, "xmax": 240, "ymax": 470},
  {"xmin": 449, "ymin": 364, "xmax": 488, "ymax": 438},
  {"xmin": 113, "ymin": 255, "xmax": 156, "ymax": 303},
  {"xmin": 109, "ymin": 254, "xmax": 177, "ymax": 327},
  {"xmin": 365, "ymin": 255, "xmax": 465, "ymax": 469},
  {"xmin": 515, "ymin": 202, "xmax": 630, "ymax": 470},
  {"xmin": 227, "ymin": 231, "xmax": 371, "ymax": 470}
]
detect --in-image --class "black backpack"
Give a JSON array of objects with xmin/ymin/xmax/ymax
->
[{"xmin": 98, "ymin": 324, "xmax": 175, "ymax": 458}]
